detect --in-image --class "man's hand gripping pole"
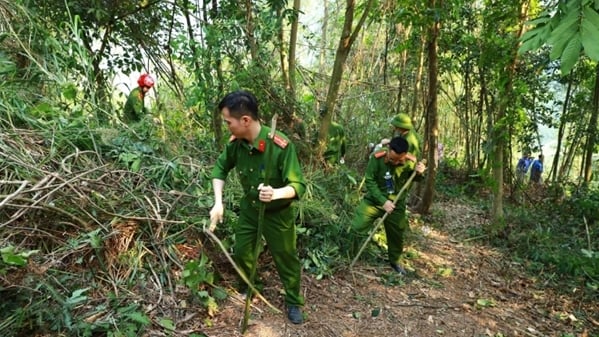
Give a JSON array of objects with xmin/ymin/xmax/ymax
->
[{"xmin": 349, "ymin": 159, "xmax": 426, "ymax": 270}]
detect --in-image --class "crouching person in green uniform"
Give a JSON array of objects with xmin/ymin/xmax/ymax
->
[
  {"xmin": 350, "ymin": 136, "xmax": 426, "ymax": 275},
  {"xmin": 123, "ymin": 73, "xmax": 155, "ymax": 124},
  {"xmin": 208, "ymin": 90, "xmax": 306, "ymax": 324}
]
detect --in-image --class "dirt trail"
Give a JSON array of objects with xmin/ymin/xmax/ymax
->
[{"xmin": 174, "ymin": 200, "xmax": 598, "ymax": 337}]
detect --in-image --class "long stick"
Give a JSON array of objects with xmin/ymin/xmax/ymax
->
[
  {"xmin": 203, "ymin": 228, "xmax": 281, "ymax": 313},
  {"xmin": 350, "ymin": 160, "xmax": 425, "ymax": 269},
  {"xmin": 242, "ymin": 114, "xmax": 278, "ymax": 333}
]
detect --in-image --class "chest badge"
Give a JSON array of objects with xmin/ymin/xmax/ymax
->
[{"xmin": 258, "ymin": 139, "xmax": 266, "ymax": 152}]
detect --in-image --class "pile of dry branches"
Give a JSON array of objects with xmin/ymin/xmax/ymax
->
[{"xmin": 0, "ymin": 127, "xmax": 205, "ymax": 311}]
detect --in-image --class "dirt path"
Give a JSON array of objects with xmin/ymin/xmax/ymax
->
[{"xmin": 174, "ymin": 200, "xmax": 598, "ymax": 337}]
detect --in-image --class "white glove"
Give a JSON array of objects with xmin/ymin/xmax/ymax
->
[{"xmin": 208, "ymin": 203, "xmax": 223, "ymax": 232}]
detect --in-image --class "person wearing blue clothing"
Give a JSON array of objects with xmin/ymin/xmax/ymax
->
[
  {"xmin": 516, "ymin": 151, "xmax": 533, "ymax": 184},
  {"xmin": 530, "ymin": 154, "xmax": 544, "ymax": 184}
]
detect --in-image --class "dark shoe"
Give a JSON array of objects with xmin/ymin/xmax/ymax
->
[
  {"xmin": 287, "ymin": 305, "xmax": 303, "ymax": 324},
  {"xmin": 389, "ymin": 262, "xmax": 407, "ymax": 275}
]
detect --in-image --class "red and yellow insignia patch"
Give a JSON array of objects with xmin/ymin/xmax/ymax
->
[
  {"xmin": 258, "ymin": 139, "xmax": 266, "ymax": 152},
  {"xmin": 374, "ymin": 150, "xmax": 386, "ymax": 158},
  {"xmin": 272, "ymin": 134, "xmax": 288, "ymax": 148}
]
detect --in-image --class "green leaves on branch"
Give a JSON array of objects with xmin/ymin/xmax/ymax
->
[
  {"xmin": 0, "ymin": 245, "xmax": 38, "ymax": 268},
  {"xmin": 519, "ymin": 0, "xmax": 599, "ymax": 74}
]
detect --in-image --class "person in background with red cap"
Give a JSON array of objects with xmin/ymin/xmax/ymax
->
[{"xmin": 123, "ymin": 73, "xmax": 155, "ymax": 124}]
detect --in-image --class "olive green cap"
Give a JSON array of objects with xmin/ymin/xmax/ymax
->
[{"xmin": 390, "ymin": 113, "xmax": 413, "ymax": 130}]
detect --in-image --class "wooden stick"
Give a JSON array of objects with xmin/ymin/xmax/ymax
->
[
  {"xmin": 203, "ymin": 228, "xmax": 281, "ymax": 313},
  {"xmin": 242, "ymin": 114, "xmax": 279, "ymax": 333}
]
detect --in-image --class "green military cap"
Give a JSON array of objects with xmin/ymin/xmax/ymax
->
[{"xmin": 390, "ymin": 113, "xmax": 414, "ymax": 130}]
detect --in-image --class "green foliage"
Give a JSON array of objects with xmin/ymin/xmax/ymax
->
[
  {"xmin": 297, "ymin": 165, "xmax": 361, "ymax": 277},
  {"xmin": 520, "ymin": 0, "xmax": 599, "ymax": 74},
  {"xmin": 0, "ymin": 245, "xmax": 38, "ymax": 270},
  {"xmin": 181, "ymin": 254, "xmax": 221, "ymax": 317},
  {"xmin": 499, "ymin": 183, "xmax": 599, "ymax": 297}
]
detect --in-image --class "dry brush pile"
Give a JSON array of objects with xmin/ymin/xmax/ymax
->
[{"xmin": 0, "ymin": 126, "xmax": 217, "ymax": 336}]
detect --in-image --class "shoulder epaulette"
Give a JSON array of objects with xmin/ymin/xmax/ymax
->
[
  {"xmin": 229, "ymin": 135, "xmax": 237, "ymax": 143},
  {"xmin": 272, "ymin": 134, "xmax": 288, "ymax": 148},
  {"xmin": 374, "ymin": 150, "xmax": 386, "ymax": 158}
]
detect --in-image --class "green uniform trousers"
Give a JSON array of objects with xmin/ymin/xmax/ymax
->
[
  {"xmin": 350, "ymin": 199, "xmax": 409, "ymax": 264},
  {"xmin": 234, "ymin": 203, "xmax": 304, "ymax": 306}
]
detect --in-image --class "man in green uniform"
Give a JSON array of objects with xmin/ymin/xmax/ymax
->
[
  {"xmin": 208, "ymin": 90, "xmax": 306, "ymax": 324},
  {"xmin": 317, "ymin": 107, "xmax": 347, "ymax": 165},
  {"xmin": 373, "ymin": 113, "xmax": 421, "ymax": 162},
  {"xmin": 324, "ymin": 120, "xmax": 347, "ymax": 165},
  {"xmin": 123, "ymin": 73, "xmax": 155, "ymax": 124},
  {"xmin": 351, "ymin": 137, "xmax": 426, "ymax": 274}
]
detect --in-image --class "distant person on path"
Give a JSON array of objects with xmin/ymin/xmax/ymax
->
[
  {"xmin": 350, "ymin": 137, "xmax": 426, "ymax": 275},
  {"xmin": 123, "ymin": 73, "xmax": 155, "ymax": 124},
  {"xmin": 315, "ymin": 107, "xmax": 347, "ymax": 166},
  {"xmin": 516, "ymin": 150, "xmax": 533, "ymax": 184},
  {"xmin": 530, "ymin": 154, "xmax": 544, "ymax": 184},
  {"xmin": 372, "ymin": 113, "xmax": 421, "ymax": 162},
  {"xmin": 208, "ymin": 90, "xmax": 306, "ymax": 324}
]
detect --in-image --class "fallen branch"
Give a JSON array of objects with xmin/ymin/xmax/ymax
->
[{"xmin": 203, "ymin": 228, "xmax": 281, "ymax": 314}]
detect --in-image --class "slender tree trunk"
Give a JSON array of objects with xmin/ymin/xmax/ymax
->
[
  {"xmin": 288, "ymin": 0, "xmax": 300, "ymax": 100},
  {"xmin": 551, "ymin": 77, "xmax": 573, "ymax": 182},
  {"xmin": 319, "ymin": 1, "xmax": 328, "ymax": 76},
  {"xmin": 410, "ymin": 34, "xmax": 425, "ymax": 119},
  {"xmin": 490, "ymin": 0, "xmax": 530, "ymax": 224},
  {"xmin": 475, "ymin": 69, "xmax": 487, "ymax": 172},
  {"xmin": 383, "ymin": 21, "xmax": 389, "ymax": 85},
  {"xmin": 560, "ymin": 130, "xmax": 582, "ymax": 179},
  {"xmin": 396, "ymin": 23, "xmax": 410, "ymax": 112},
  {"xmin": 418, "ymin": 0, "xmax": 441, "ymax": 213},
  {"xmin": 463, "ymin": 60, "xmax": 473, "ymax": 172},
  {"xmin": 583, "ymin": 63, "xmax": 599, "ymax": 181},
  {"xmin": 279, "ymin": 6, "xmax": 290, "ymax": 90}
]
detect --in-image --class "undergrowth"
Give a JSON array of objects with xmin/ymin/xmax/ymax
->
[
  {"xmin": 2, "ymin": 91, "xmax": 598, "ymax": 336},
  {"xmin": 435, "ymin": 163, "xmax": 599, "ymax": 302}
]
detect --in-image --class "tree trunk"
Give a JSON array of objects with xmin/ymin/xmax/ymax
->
[
  {"xmin": 279, "ymin": 6, "xmax": 290, "ymax": 90},
  {"xmin": 288, "ymin": 0, "xmax": 301, "ymax": 101},
  {"xmin": 244, "ymin": 0, "xmax": 258, "ymax": 61},
  {"xmin": 410, "ymin": 34, "xmax": 426, "ymax": 119},
  {"xmin": 583, "ymin": 63, "xmax": 599, "ymax": 182},
  {"xmin": 317, "ymin": 0, "xmax": 375, "ymax": 159},
  {"xmin": 551, "ymin": 77, "xmax": 573, "ymax": 182},
  {"xmin": 490, "ymin": 0, "xmax": 530, "ymax": 224},
  {"xmin": 417, "ymin": 0, "xmax": 441, "ymax": 214}
]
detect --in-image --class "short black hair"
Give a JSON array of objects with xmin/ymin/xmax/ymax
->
[
  {"xmin": 218, "ymin": 90, "xmax": 259, "ymax": 120},
  {"xmin": 389, "ymin": 136, "xmax": 409, "ymax": 154}
]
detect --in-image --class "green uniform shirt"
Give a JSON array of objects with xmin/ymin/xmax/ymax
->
[
  {"xmin": 364, "ymin": 149, "xmax": 421, "ymax": 206},
  {"xmin": 211, "ymin": 126, "xmax": 306, "ymax": 210},
  {"xmin": 123, "ymin": 87, "xmax": 146, "ymax": 123},
  {"xmin": 212, "ymin": 125, "xmax": 306, "ymax": 306}
]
